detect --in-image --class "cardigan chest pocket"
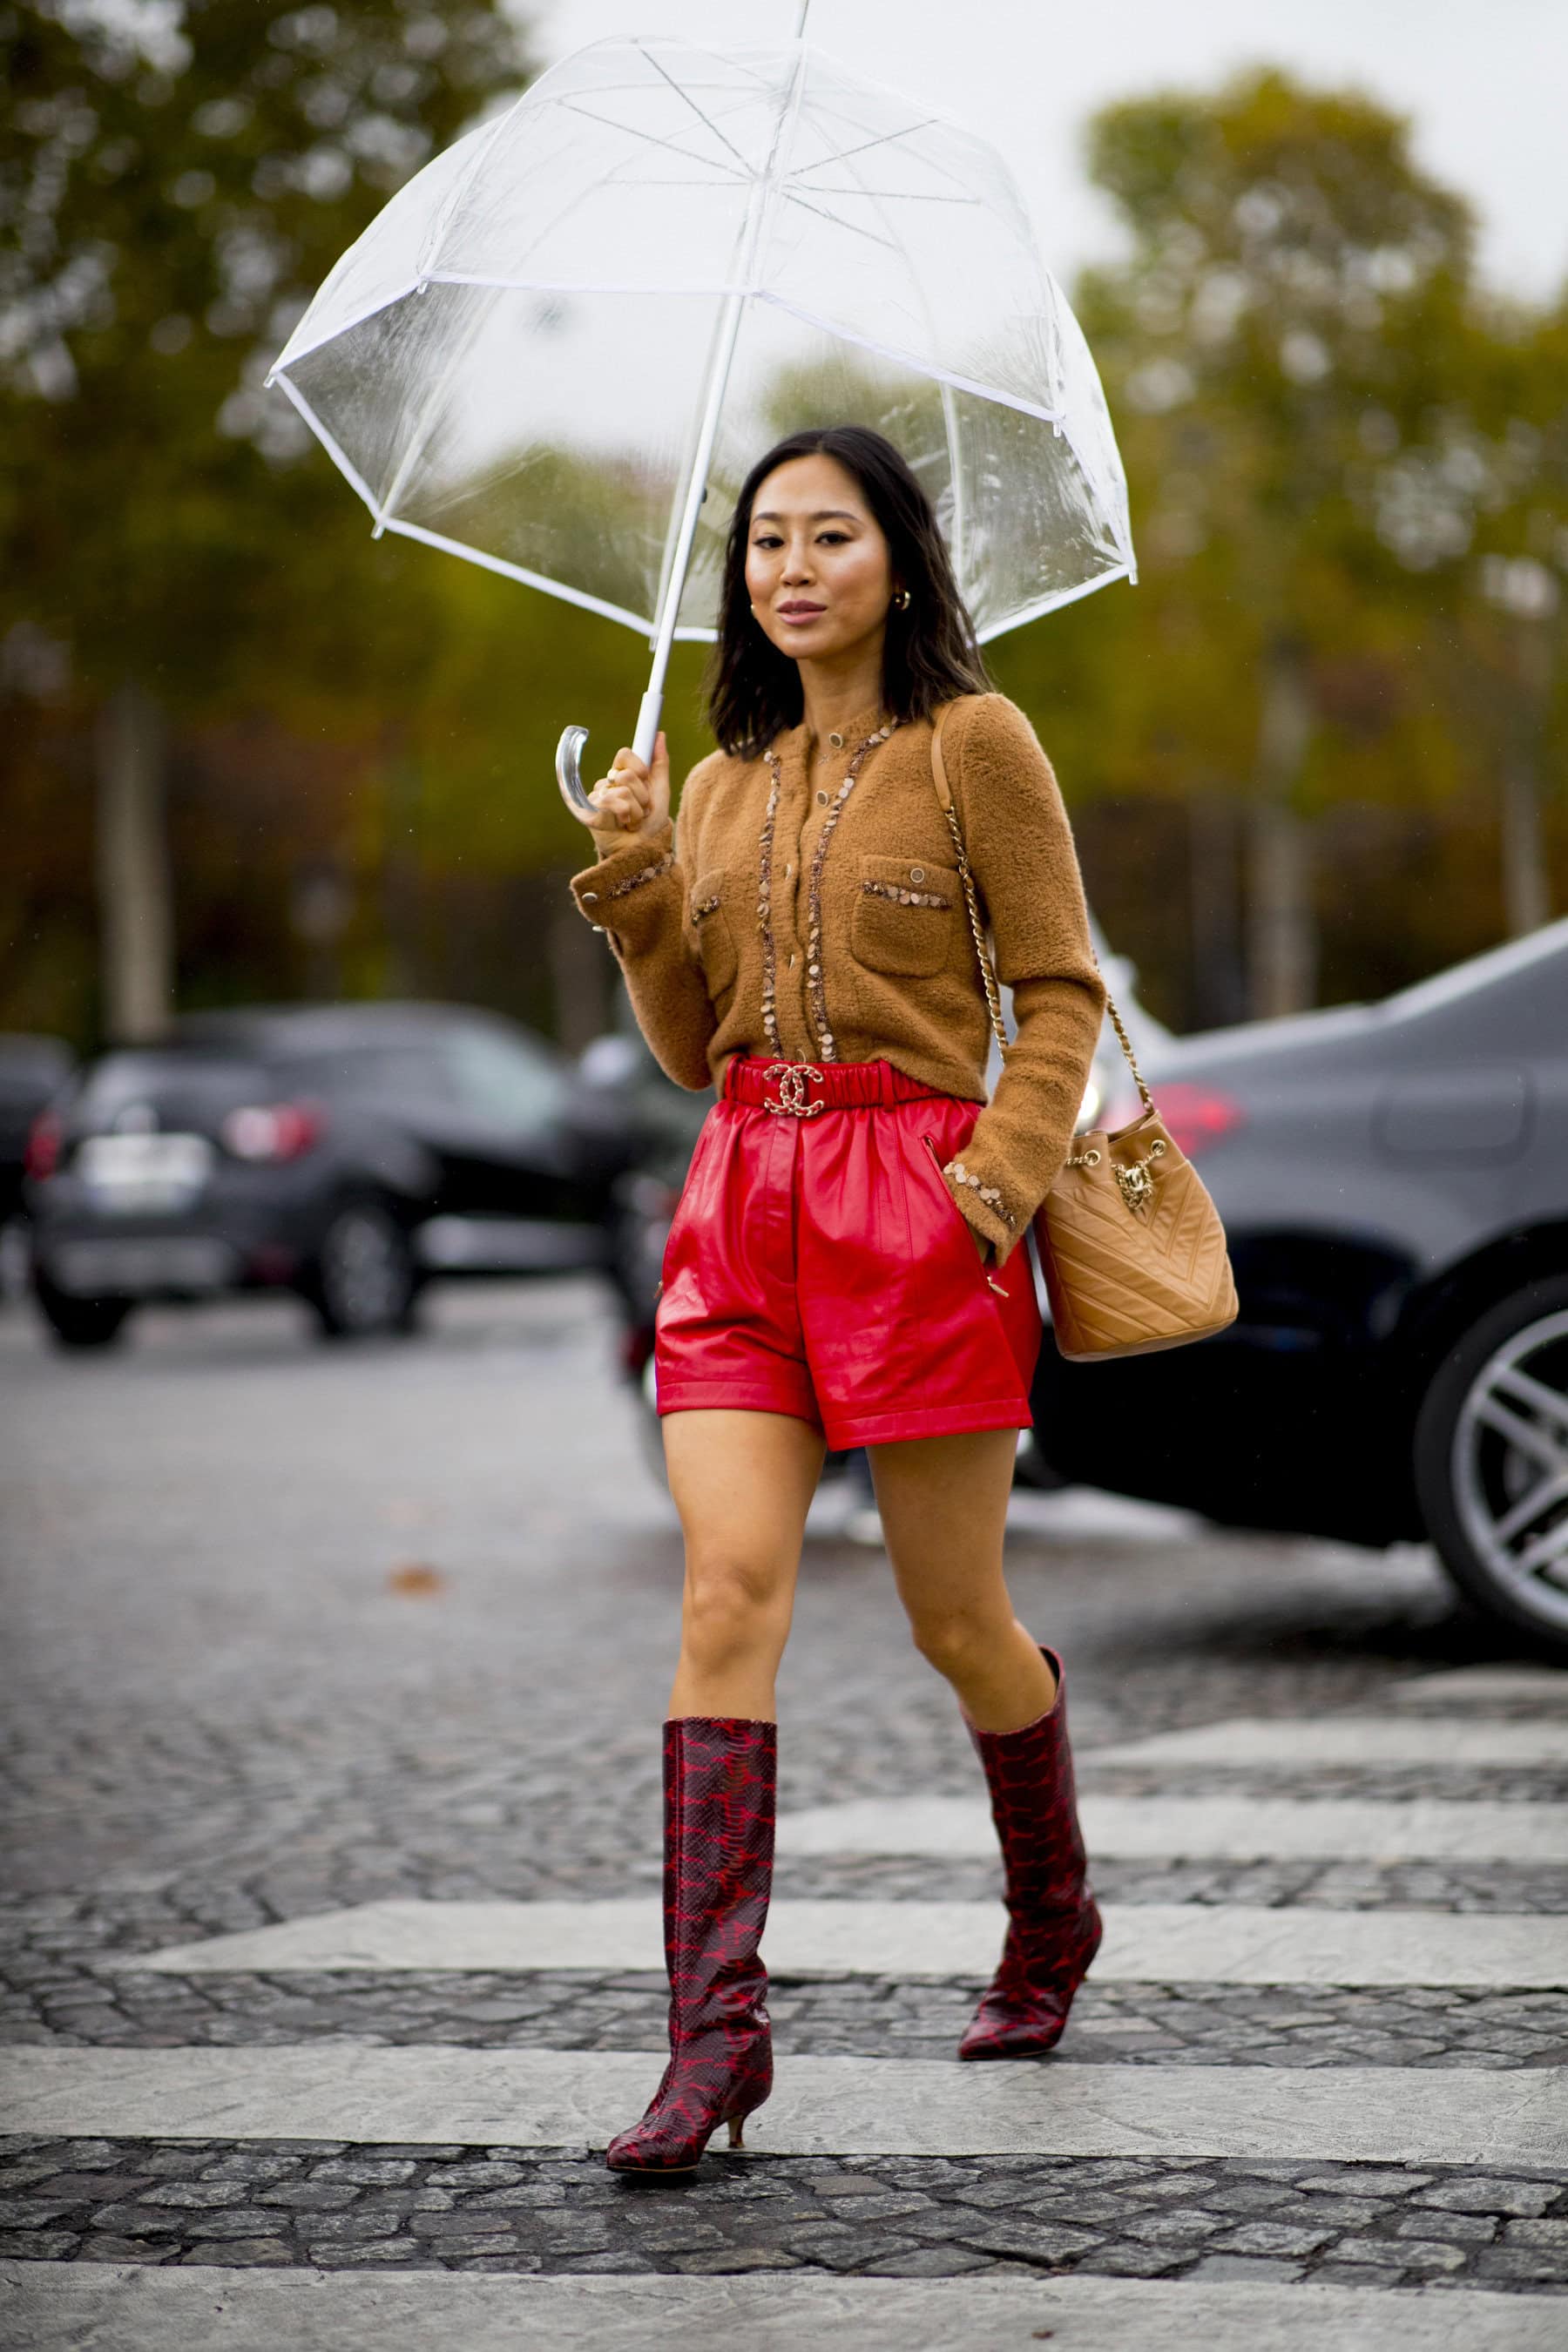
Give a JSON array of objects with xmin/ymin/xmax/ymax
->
[
  {"xmin": 850, "ymin": 855, "xmax": 959, "ymax": 978},
  {"xmin": 689, "ymin": 868, "xmax": 738, "ymax": 997}
]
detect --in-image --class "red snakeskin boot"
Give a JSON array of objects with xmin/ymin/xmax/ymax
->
[
  {"xmin": 605, "ymin": 1715, "xmax": 775, "ymax": 2174},
  {"xmin": 959, "ymin": 1647, "xmax": 1102, "ymax": 2061}
]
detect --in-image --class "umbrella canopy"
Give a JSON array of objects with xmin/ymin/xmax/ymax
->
[{"xmin": 269, "ymin": 37, "xmax": 1135, "ymax": 652}]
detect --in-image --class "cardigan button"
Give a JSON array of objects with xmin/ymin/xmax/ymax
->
[
  {"xmin": 909, "ymin": 867, "xmax": 925, "ymax": 884},
  {"xmin": 815, "ymin": 789, "xmax": 828, "ymax": 806},
  {"xmin": 828, "ymin": 731, "xmax": 843, "ymax": 747}
]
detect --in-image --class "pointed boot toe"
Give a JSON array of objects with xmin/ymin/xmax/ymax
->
[{"xmin": 958, "ymin": 1900, "xmax": 1103, "ymax": 2059}]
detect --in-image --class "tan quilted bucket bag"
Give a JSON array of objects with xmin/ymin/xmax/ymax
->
[{"xmin": 931, "ymin": 705, "xmax": 1239, "ymax": 1362}]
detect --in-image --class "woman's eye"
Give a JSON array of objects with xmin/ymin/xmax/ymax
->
[
  {"xmin": 818, "ymin": 531, "xmax": 848, "ymax": 544},
  {"xmin": 752, "ymin": 534, "xmax": 782, "ymax": 549}
]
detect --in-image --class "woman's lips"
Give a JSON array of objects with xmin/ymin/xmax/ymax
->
[{"xmin": 778, "ymin": 605, "xmax": 826, "ymax": 625}]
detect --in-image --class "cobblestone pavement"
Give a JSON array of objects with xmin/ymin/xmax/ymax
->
[
  {"xmin": 2, "ymin": 1279, "xmax": 1565, "ymax": 2329},
  {"xmin": 3, "ymin": 2139, "xmax": 1565, "ymax": 2289},
  {"xmin": 2, "ymin": 1970, "xmax": 1565, "ymax": 2068}
]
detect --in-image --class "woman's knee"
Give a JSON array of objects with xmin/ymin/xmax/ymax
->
[
  {"xmin": 681, "ymin": 1552, "xmax": 790, "ymax": 1671},
  {"xmin": 909, "ymin": 1605, "xmax": 1004, "ymax": 1682}
]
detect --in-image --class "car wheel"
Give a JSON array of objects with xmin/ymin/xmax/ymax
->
[
  {"xmin": 1413, "ymin": 1276, "xmax": 1568, "ymax": 1656},
  {"xmin": 304, "ymin": 1199, "xmax": 417, "ymax": 1341},
  {"xmin": 34, "ymin": 1274, "xmax": 133, "ymax": 1351}
]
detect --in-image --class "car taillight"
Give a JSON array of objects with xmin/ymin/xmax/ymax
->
[
  {"xmin": 24, "ymin": 1111, "xmax": 62, "ymax": 1180},
  {"xmin": 220, "ymin": 1102, "xmax": 324, "ymax": 1162},
  {"xmin": 1103, "ymin": 1081, "xmax": 1244, "ymax": 1159}
]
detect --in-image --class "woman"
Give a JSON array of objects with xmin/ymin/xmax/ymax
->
[{"xmin": 568, "ymin": 424, "xmax": 1107, "ymax": 2176}]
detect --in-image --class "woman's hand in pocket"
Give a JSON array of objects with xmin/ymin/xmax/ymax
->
[{"xmin": 923, "ymin": 1134, "xmax": 993, "ymax": 1267}]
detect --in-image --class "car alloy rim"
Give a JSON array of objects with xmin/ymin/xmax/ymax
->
[
  {"xmin": 1451, "ymin": 1305, "xmax": 1568, "ymax": 1633},
  {"xmin": 324, "ymin": 1207, "xmax": 404, "ymax": 1329}
]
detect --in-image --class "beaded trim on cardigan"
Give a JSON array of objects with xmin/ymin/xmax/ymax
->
[
  {"xmin": 861, "ymin": 878, "xmax": 951, "ymax": 910},
  {"xmin": 756, "ymin": 760, "xmax": 784, "ymax": 1056},
  {"xmin": 760, "ymin": 720, "xmax": 897, "ymax": 1063},
  {"xmin": 946, "ymin": 1156, "xmax": 1016, "ymax": 1231},
  {"xmin": 605, "ymin": 849, "xmax": 675, "ymax": 900}
]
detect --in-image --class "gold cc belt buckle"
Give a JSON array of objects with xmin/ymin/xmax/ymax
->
[{"xmin": 763, "ymin": 1062, "xmax": 826, "ymax": 1117}]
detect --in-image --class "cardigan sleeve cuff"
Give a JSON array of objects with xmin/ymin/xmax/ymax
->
[
  {"xmin": 941, "ymin": 1158, "xmax": 1019, "ymax": 1264},
  {"xmin": 570, "ymin": 822, "xmax": 678, "ymax": 948}
]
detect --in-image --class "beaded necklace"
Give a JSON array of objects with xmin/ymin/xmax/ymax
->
[{"xmin": 758, "ymin": 718, "xmax": 898, "ymax": 1062}]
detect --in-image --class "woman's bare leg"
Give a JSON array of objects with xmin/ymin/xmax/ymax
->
[
  {"xmin": 870, "ymin": 1429, "xmax": 1057, "ymax": 1732},
  {"xmin": 663, "ymin": 1409, "xmax": 828, "ymax": 1720}
]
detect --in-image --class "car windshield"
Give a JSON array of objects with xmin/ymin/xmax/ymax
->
[
  {"xmin": 1382, "ymin": 921, "xmax": 1568, "ymax": 1022},
  {"xmin": 442, "ymin": 1027, "xmax": 565, "ymax": 1125},
  {"xmin": 72, "ymin": 1053, "xmax": 269, "ymax": 1128},
  {"xmin": 285, "ymin": 1044, "xmax": 457, "ymax": 1104},
  {"xmin": 281, "ymin": 1026, "xmax": 565, "ymax": 1126}
]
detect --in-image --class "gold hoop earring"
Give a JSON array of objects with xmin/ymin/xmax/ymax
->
[{"xmin": 894, "ymin": 587, "xmax": 912, "ymax": 612}]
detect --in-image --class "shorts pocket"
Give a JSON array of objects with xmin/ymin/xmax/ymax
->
[
  {"xmin": 851, "ymin": 855, "xmax": 959, "ymax": 977},
  {"xmin": 920, "ymin": 1132, "xmax": 983, "ymax": 1256},
  {"xmin": 689, "ymin": 868, "xmax": 738, "ymax": 997}
]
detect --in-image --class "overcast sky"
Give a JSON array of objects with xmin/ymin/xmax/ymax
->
[{"xmin": 531, "ymin": 0, "xmax": 1568, "ymax": 304}]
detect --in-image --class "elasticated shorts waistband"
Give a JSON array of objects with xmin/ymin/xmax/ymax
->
[{"xmin": 721, "ymin": 1056, "xmax": 955, "ymax": 1112}]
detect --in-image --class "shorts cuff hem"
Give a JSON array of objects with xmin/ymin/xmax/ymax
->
[
  {"xmin": 823, "ymin": 1397, "xmax": 1033, "ymax": 1449},
  {"xmin": 657, "ymin": 1382, "xmax": 822, "ymax": 1427}
]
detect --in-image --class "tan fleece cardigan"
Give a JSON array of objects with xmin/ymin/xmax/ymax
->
[{"xmin": 570, "ymin": 692, "xmax": 1105, "ymax": 1265}]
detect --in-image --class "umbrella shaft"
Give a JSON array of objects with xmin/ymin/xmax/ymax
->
[
  {"xmin": 632, "ymin": 688, "xmax": 664, "ymax": 768},
  {"xmin": 636, "ymin": 285, "xmax": 747, "ymax": 765}
]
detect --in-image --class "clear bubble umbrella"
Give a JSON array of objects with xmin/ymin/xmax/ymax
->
[{"xmin": 267, "ymin": 27, "xmax": 1135, "ymax": 809}]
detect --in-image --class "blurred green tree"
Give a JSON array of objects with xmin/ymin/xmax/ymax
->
[
  {"xmin": 1430, "ymin": 294, "xmax": 1568, "ymax": 940},
  {"xmin": 995, "ymin": 68, "xmax": 1565, "ymax": 1020},
  {"xmin": 1, "ymin": 0, "xmax": 532, "ymax": 1037}
]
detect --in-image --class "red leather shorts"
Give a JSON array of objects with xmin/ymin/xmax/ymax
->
[{"xmin": 653, "ymin": 1058, "xmax": 1043, "ymax": 1449}]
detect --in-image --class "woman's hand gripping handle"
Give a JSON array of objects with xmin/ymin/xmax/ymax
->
[{"xmin": 566, "ymin": 732, "xmax": 672, "ymax": 857}]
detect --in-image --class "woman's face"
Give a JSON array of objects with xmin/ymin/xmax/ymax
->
[{"xmin": 743, "ymin": 452, "xmax": 896, "ymax": 668}]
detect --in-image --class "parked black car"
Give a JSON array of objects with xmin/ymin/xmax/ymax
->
[
  {"xmin": 1029, "ymin": 921, "xmax": 1568, "ymax": 1653},
  {"xmin": 25, "ymin": 1003, "xmax": 640, "ymax": 1347}
]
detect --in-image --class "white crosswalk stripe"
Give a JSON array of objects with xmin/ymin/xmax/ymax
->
[
  {"xmin": 109, "ymin": 1895, "xmax": 1568, "ymax": 1988},
  {"xmin": 1389, "ymin": 1666, "xmax": 1568, "ymax": 1706},
  {"xmin": 1089, "ymin": 1716, "xmax": 1568, "ymax": 1767},
  {"xmin": 4, "ymin": 2045, "xmax": 1563, "ymax": 2166},
  {"xmin": 778, "ymin": 1791, "xmax": 1568, "ymax": 1862},
  {"xmin": 14, "ymin": 1663, "xmax": 1565, "ymax": 2340},
  {"xmin": 7, "ymin": 2264, "xmax": 1565, "ymax": 2352}
]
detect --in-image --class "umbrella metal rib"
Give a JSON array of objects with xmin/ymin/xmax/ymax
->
[
  {"xmin": 554, "ymin": 102, "xmax": 748, "ymax": 180},
  {"xmin": 782, "ymin": 191, "xmax": 903, "ymax": 251},
  {"xmin": 639, "ymin": 43, "xmax": 760, "ymax": 175}
]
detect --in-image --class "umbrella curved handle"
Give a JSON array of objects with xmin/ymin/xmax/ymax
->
[{"xmin": 556, "ymin": 724, "xmax": 594, "ymax": 818}]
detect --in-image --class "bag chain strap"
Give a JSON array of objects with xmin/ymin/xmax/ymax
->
[{"xmin": 934, "ymin": 712, "xmax": 1155, "ymax": 1117}]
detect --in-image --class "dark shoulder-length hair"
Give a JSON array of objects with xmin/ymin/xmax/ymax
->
[{"xmin": 706, "ymin": 424, "xmax": 990, "ymax": 758}]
